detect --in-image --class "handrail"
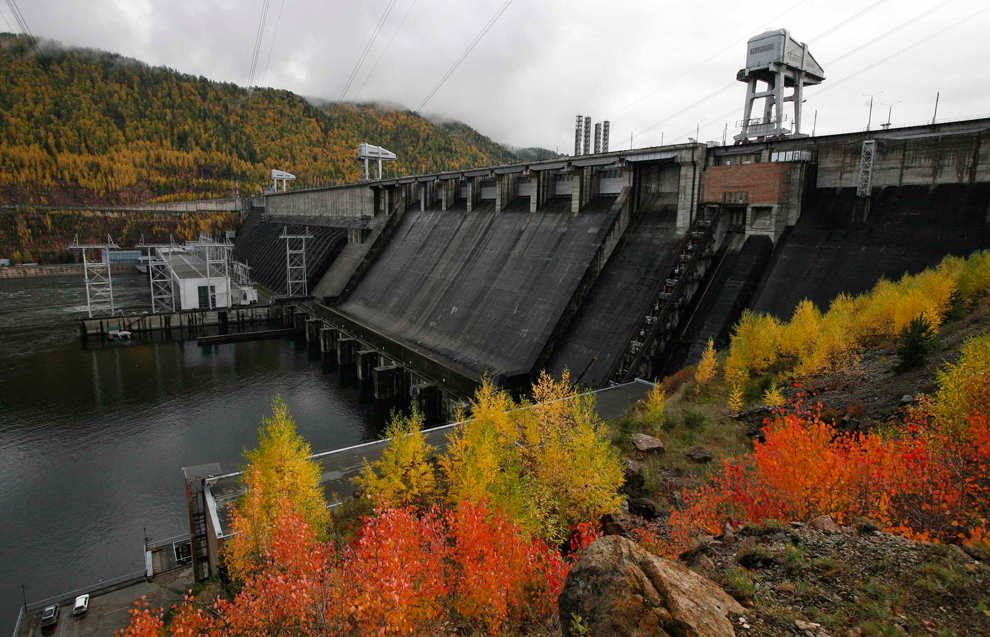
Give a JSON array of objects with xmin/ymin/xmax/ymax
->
[{"xmin": 606, "ymin": 208, "xmax": 722, "ymax": 384}]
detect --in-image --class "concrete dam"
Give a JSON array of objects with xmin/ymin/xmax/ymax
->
[{"xmin": 233, "ymin": 117, "xmax": 990, "ymax": 418}]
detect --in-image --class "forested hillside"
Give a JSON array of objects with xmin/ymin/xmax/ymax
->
[{"xmin": 0, "ymin": 34, "xmax": 548, "ymax": 206}]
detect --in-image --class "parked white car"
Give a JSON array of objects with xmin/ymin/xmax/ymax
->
[{"xmin": 72, "ymin": 594, "xmax": 90, "ymax": 616}]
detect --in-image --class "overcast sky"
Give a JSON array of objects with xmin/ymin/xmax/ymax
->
[{"xmin": 9, "ymin": 0, "xmax": 990, "ymax": 151}]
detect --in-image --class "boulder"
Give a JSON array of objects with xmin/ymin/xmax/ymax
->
[
  {"xmin": 560, "ymin": 535, "xmax": 744, "ymax": 637},
  {"xmin": 623, "ymin": 458, "xmax": 646, "ymax": 494},
  {"xmin": 808, "ymin": 514, "xmax": 841, "ymax": 534},
  {"xmin": 685, "ymin": 444, "xmax": 714, "ymax": 463},
  {"xmin": 899, "ymin": 394, "xmax": 914, "ymax": 407},
  {"xmin": 632, "ymin": 433, "xmax": 665, "ymax": 455},
  {"xmin": 628, "ymin": 497, "xmax": 660, "ymax": 521}
]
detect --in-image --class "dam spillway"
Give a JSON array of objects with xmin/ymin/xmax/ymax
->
[
  {"xmin": 229, "ymin": 117, "xmax": 990, "ymax": 409},
  {"xmin": 337, "ymin": 197, "xmax": 619, "ymax": 381}
]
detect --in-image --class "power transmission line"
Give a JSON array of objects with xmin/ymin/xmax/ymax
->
[
  {"xmin": 353, "ymin": 0, "xmax": 419, "ymax": 102},
  {"xmin": 823, "ymin": 0, "xmax": 961, "ymax": 67},
  {"xmin": 331, "ymin": 0, "xmax": 399, "ymax": 112},
  {"xmin": 607, "ymin": 0, "xmax": 812, "ymax": 120},
  {"xmin": 667, "ymin": 4, "xmax": 990, "ymax": 145},
  {"xmin": 627, "ymin": 0, "xmax": 961, "ymax": 147},
  {"xmin": 809, "ymin": 5, "xmax": 990, "ymax": 100},
  {"xmin": 415, "ymin": 0, "xmax": 514, "ymax": 113},
  {"xmin": 0, "ymin": 4, "xmax": 14, "ymax": 32},
  {"xmin": 247, "ymin": 0, "xmax": 273, "ymax": 86},
  {"xmin": 807, "ymin": 0, "xmax": 891, "ymax": 44},
  {"xmin": 261, "ymin": 0, "xmax": 287, "ymax": 85},
  {"xmin": 4, "ymin": 0, "xmax": 67, "ymax": 101}
]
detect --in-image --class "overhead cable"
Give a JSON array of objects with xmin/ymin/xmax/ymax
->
[
  {"xmin": 247, "ymin": 0, "xmax": 272, "ymax": 86},
  {"xmin": 261, "ymin": 0, "xmax": 287, "ymax": 85},
  {"xmin": 353, "ymin": 0, "xmax": 419, "ymax": 102},
  {"xmin": 666, "ymin": 4, "xmax": 990, "ymax": 144},
  {"xmin": 4, "ymin": 0, "xmax": 68, "ymax": 100},
  {"xmin": 629, "ymin": 0, "xmax": 963, "ymax": 147},
  {"xmin": 331, "ymin": 0, "xmax": 399, "ymax": 113},
  {"xmin": 607, "ymin": 0, "xmax": 812, "ymax": 120},
  {"xmin": 415, "ymin": 0, "xmax": 514, "ymax": 113}
]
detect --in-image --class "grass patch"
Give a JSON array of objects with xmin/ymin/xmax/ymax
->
[{"xmin": 719, "ymin": 566, "xmax": 757, "ymax": 601}]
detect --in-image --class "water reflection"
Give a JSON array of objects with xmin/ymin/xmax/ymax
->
[{"xmin": 0, "ymin": 274, "xmax": 393, "ymax": 629}]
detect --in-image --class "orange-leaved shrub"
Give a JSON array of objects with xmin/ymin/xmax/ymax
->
[
  {"xmin": 119, "ymin": 498, "xmax": 569, "ymax": 636},
  {"xmin": 635, "ymin": 398, "xmax": 990, "ymax": 557}
]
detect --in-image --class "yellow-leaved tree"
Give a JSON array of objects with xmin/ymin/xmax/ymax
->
[
  {"xmin": 353, "ymin": 409, "xmax": 436, "ymax": 506},
  {"xmin": 643, "ymin": 383, "xmax": 667, "ymax": 432},
  {"xmin": 934, "ymin": 334, "xmax": 990, "ymax": 431},
  {"xmin": 694, "ymin": 338, "xmax": 719, "ymax": 388},
  {"xmin": 441, "ymin": 373, "xmax": 624, "ymax": 544},
  {"xmin": 225, "ymin": 397, "xmax": 326, "ymax": 580}
]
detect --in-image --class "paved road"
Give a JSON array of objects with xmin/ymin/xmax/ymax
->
[{"xmin": 17, "ymin": 567, "xmax": 192, "ymax": 637}]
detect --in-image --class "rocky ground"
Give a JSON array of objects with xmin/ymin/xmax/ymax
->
[{"xmin": 679, "ymin": 517, "xmax": 990, "ymax": 637}]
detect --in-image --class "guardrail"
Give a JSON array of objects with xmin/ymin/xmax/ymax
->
[{"xmin": 13, "ymin": 567, "xmax": 148, "ymax": 636}]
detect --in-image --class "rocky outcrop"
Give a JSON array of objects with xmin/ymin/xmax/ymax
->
[{"xmin": 559, "ymin": 535, "xmax": 744, "ymax": 637}]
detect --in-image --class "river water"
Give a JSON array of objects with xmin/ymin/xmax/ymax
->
[{"xmin": 0, "ymin": 273, "xmax": 391, "ymax": 629}]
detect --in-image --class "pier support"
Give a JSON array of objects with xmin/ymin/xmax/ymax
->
[
  {"xmin": 411, "ymin": 381, "xmax": 443, "ymax": 422},
  {"xmin": 373, "ymin": 364, "xmax": 406, "ymax": 399},
  {"xmin": 570, "ymin": 166, "xmax": 594, "ymax": 213},
  {"xmin": 495, "ymin": 173, "xmax": 519, "ymax": 212},
  {"xmin": 319, "ymin": 326, "xmax": 337, "ymax": 354},
  {"xmin": 676, "ymin": 146, "xmax": 705, "ymax": 231},
  {"xmin": 441, "ymin": 178, "xmax": 459, "ymax": 211},
  {"xmin": 305, "ymin": 318, "xmax": 322, "ymax": 343},
  {"xmin": 357, "ymin": 349, "xmax": 379, "ymax": 381},
  {"xmin": 336, "ymin": 337, "xmax": 358, "ymax": 365}
]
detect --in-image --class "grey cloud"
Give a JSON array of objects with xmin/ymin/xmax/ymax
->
[{"xmin": 9, "ymin": 0, "xmax": 989, "ymax": 151}]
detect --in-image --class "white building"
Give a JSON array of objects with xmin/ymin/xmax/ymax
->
[{"xmin": 168, "ymin": 251, "xmax": 232, "ymax": 310}]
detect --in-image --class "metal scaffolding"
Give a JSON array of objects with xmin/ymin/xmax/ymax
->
[
  {"xmin": 137, "ymin": 235, "xmax": 178, "ymax": 314},
  {"xmin": 856, "ymin": 139, "xmax": 876, "ymax": 198},
  {"xmin": 280, "ymin": 226, "xmax": 314, "ymax": 297},
  {"xmin": 68, "ymin": 234, "xmax": 119, "ymax": 318}
]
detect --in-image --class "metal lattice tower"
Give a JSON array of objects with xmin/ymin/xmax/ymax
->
[
  {"xmin": 280, "ymin": 226, "xmax": 314, "ymax": 297},
  {"xmin": 857, "ymin": 140, "xmax": 876, "ymax": 198},
  {"xmin": 232, "ymin": 260, "xmax": 252, "ymax": 286},
  {"xmin": 137, "ymin": 234, "xmax": 179, "ymax": 314},
  {"xmin": 68, "ymin": 234, "xmax": 119, "ymax": 318}
]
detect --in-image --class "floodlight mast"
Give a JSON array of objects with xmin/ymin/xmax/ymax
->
[{"xmin": 735, "ymin": 29, "xmax": 825, "ymax": 143}]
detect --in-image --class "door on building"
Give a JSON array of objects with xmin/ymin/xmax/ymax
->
[{"xmin": 197, "ymin": 285, "xmax": 209, "ymax": 309}]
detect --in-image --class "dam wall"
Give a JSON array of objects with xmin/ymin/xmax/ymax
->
[
  {"xmin": 747, "ymin": 183, "xmax": 990, "ymax": 320},
  {"xmin": 264, "ymin": 183, "xmax": 375, "ymax": 222},
  {"xmin": 231, "ymin": 222, "xmax": 348, "ymax": 295},
  {"xmin": 336, "ymin": 197, "xmax": 621, "ymax": 384}
]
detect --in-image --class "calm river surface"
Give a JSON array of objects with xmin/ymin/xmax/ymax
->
[{"xmin": 0, "ymin": 273, "xmax": 390, "ymax": 629}]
